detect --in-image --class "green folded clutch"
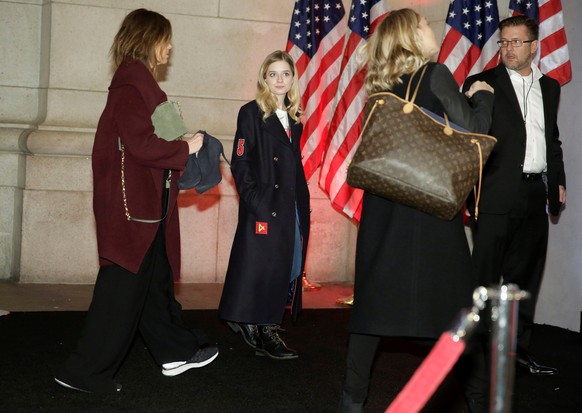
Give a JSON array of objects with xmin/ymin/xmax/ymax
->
[{"xmin": 151, "ymin": 101, "xmax": 188, "ymax": 141}]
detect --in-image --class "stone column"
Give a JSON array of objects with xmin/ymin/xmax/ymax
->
[{"xmin": 0, "ymin": 1, "xmax": 51, "ymax": 280}]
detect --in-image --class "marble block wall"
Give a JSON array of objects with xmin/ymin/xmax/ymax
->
[
  {"xmin": 0, "ymin": 0, "xmax": 517, "ymax": 285},
  {"xmin": 2, "ymin": 1, "xmax": 581, "ymax": 332},
  {"xmin": 3, "ymin": 0, "xmax": 390, "ymax": 284},
  {"xmin": 3, "ymin": 0, "xmax": 448, "ymax": 284}
]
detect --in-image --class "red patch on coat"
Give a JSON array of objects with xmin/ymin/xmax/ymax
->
[
  {"xmin": 237, "ymin": 139, "xmax": 245, "ymax": 156},
  {"xmin": 255, "ymin": 221, "xmax": 268, "ymax": 235}
]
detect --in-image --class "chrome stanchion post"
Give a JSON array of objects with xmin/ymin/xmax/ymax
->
[
  {"xmin": 488, "ymin": 284, "xmax": 529, "ymax": 413},
  {"xmin": 450, "ymin": 286, "xmax": 488, "ymax": 343}
]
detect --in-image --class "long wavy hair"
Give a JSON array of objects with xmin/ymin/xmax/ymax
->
[
  {"xmin": 256, "ymin": 50, "xmax": 303, "ymax": 123},
  {"xmin": 363, "ymin": 8, "xmax": 428, "ymax": 94},
  {"xmin": 110, "ymin": 9, "xmax": 172, "ymax": 76}
]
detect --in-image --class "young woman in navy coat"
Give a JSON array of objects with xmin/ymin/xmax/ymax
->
[{"xmin": 219, "ymin": 50, "xmax": 310, "ymax": 360}]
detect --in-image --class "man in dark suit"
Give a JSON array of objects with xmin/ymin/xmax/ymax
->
[{"xmin": 463, "ymin": 15, "xmax": 566, "ymax": 375}]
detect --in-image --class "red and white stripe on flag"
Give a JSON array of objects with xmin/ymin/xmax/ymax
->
[
  {"xmin": 286, "ymin": 1, "xmax": 347, "ymax": 181},
  {"xmin": 438, "ymin": 0, "xmax": 501, "ymax": 87},
  {"xmin": 509, "ymin": 0, "xmax": 572, "ymax": 86},
  {"xmin": 318, "ymin": 0, "xmax": 389, "ymax": 221}
]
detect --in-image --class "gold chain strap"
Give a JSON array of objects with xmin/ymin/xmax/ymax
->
[{"xmin": 119, "ymin": 139, "xmax": 171, "ymax": 223}]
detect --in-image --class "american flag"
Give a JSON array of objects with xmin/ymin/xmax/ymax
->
[
  {"xmin": 438, "ymin": 0, "xmax": 500, "ymax": 87},
  {"xmin": 508, "ymin": 0, "xmax": 572, "ymax": 86},
  {"xmin": 318, "ymin": 0, "xmax": 389, "ymax": 221},
  {"xmin": 286, "ymin": 1, "xmax": 347, "ymax": 181}
]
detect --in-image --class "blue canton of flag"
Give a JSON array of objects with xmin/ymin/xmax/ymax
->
[
  {"xmin": 438, "ymin": 0, "xmax": 501, "ymax": 86},
  {"xmin": 446, "ymin": 0, "xmax": 499, "ymax": 49},
  {"xmin": 347, "ymin": 0, "xmax": 381, "ymax": 38},
  {"xmin": 288, "ymin": 0, "xmax": 345, "ymax": 58},
  {"xmin": 509, "ymin": 0, "xmax": 540, "ymax": 21}
]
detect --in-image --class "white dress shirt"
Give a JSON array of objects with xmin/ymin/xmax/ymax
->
[
  {"xmin": 507, "ymin": 63, "xmax": 546, "ymax": 173},
  {"xmin": 276, "ymin": 108, "xmax": 291, "ymax": 140}
]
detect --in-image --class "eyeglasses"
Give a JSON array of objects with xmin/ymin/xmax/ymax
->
[{"xmin": 497, "ymin": 39, "xmax": 535, "ymax": 48}]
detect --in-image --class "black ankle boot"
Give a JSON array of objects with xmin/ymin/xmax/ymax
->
[
  {"xmin": 337, "ymin": 391, "xmax": 364, "ymax": 413},
  {"xmin": 256, "ymin": 325, "xmax": 298, "ymax": 360},
  {"xmin": 226, "ymin": 321, "xmax": 260, "ymax": 349}
]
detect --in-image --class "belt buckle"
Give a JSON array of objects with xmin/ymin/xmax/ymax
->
[{"xmin": 523, "ymin": 172, "xmax": 540, "ymax": 181}]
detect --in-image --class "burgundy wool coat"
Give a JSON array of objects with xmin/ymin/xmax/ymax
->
[
  {"xmin": 219, "ymin": 101, "xmax": 310, "ymax": 324},
  {"xmin": 92, "ymin": 59, "xmax": 189, "ymax": 277}
]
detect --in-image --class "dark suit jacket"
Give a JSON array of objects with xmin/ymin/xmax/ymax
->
[
  {"xmin": 219, "ymin": 100, "xmax": 310, "ymax": 323},
  {"xmin": 463, "ymin": 64, "xmax": 565, "ymax": 216},
  {"xmin": 92, "ymin": 59, "xmax": 189, "ymax": 276}
]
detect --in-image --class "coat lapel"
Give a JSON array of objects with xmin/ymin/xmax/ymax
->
[
  {"xmin": 262, "ymin": 112, "xmax": 294, "ymax": 147},
  {"xmin": 539, "ymin": 76, "xmax": 556, "ymax": 143},
  {"xmin": 495, "ymin": 65, "xmax": 523, "ymax": 118},
  {"xmin": 290, "ymin": 117, "xmax": 302, "ymax": 151}
]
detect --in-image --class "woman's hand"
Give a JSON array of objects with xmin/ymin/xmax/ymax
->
[
  {"xmin": 185, "ymin": 132, "xmax": 204, "ymax": 155},
  {"xmin": 465, "ymin": 81, "xmax": 494, "ymax": 98}
]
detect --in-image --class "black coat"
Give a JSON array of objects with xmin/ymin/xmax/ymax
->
[
  {"xmin": 349, "ymin": 63, "xmax": 494, "ymax": 339},
  {"xmin": 219, "ymin": 101, "xmax": 310, "ymax": 324},
  {"xmin": 463, "ymin": 64, "xmax": 565, "ymax": 216}
]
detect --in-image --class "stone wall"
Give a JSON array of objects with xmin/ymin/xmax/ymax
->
[{"xmin": 1, "ymin": 0, "xmax": 581, "ymax": 332}]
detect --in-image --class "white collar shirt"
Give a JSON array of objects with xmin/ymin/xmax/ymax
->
[
  {"xmin": 276, "ymin": 108, "xmax": 291, "ymax": 141},
  {"xmin": 507, "ymin": 63, "xmax": 546, "ymax": 173}
]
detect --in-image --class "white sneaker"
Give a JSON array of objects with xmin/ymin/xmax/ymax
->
[
  {"xmin": 54, "ymin": 378, "xmax": 122, "ymax": 393},
  {"xmin": 162, "ymin": 346, "xmax": 219, "ymax": 377},
  {"xmin": 54, "ymin": 378, "xmax": 91, "ymax": 393}
]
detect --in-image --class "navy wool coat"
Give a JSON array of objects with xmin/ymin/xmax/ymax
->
[{"xmin": 219, "ymin": 101, "xmax": 310, "ymax": 324}]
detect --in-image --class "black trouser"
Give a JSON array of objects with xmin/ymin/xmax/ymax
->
[
  {"xmin": 342, "ymin": 333, "xmax": 381, "ymax": 403},
  {"xmin": 57, "ymin": 227, "xmax": 201, "ymax": 393},
  {"xmin": 472, "ymin": 179, "xmax": 549, "ymax": 352}
]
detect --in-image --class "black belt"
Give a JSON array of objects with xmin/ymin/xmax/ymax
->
[{"xmin": 522, "ymin": 172, "xmax": 542, "ymax": 181}]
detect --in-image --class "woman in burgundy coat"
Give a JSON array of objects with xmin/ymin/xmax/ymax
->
[
  {"xmin": 55, "ymin": 9, "xmax": 218, "ymax": 394},
  {"xmin": 218, "ymin": 51, "xmax": 310, "ymax": 360}
]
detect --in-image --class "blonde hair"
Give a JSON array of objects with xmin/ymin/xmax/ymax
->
[
  {"xmin": 110, "ymin": 9, "xmax": 172, "ymax": 75},
  {"xmin": 256, "ymin": 50, "xmax": 303, "ymax": 123},
  {"xmin": 364, "ymin": 9, "xmax": 428, "ymax": 94}
]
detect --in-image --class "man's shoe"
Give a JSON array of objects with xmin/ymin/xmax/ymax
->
[
  {"xmin": 515, "ymin": 352, "xmax": 558, "ymax": 375},
  {"xmin": 256, "ymin": 325, "xmax": 298, "ymax": 360},
  {"xmin": 226, "ymin": 321, "xmax": 260, "ymax": 349},
  {"xmin": 162, "ymin": 346, "xmax": 219, "ymax": 377}
]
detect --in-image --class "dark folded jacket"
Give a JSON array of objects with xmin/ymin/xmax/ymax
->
[{"xmin": 178, "ymin": 131, "xmax": 229, "ymax": 193}]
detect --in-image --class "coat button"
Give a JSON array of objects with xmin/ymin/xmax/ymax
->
[
  {"xmin": 306, "ymin": 182, "xmax": 310, "ymax": 186},
  {"xmin": 271, "ymin": 212, "xmax": 277, "ymax": 217},
  {"xmin": 274, "ymin": 184, "xmax": 279, "ymax": 189},
  {"xmin": 274, "ymin": 157, "xmax": 279, "ymax": 162}
]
